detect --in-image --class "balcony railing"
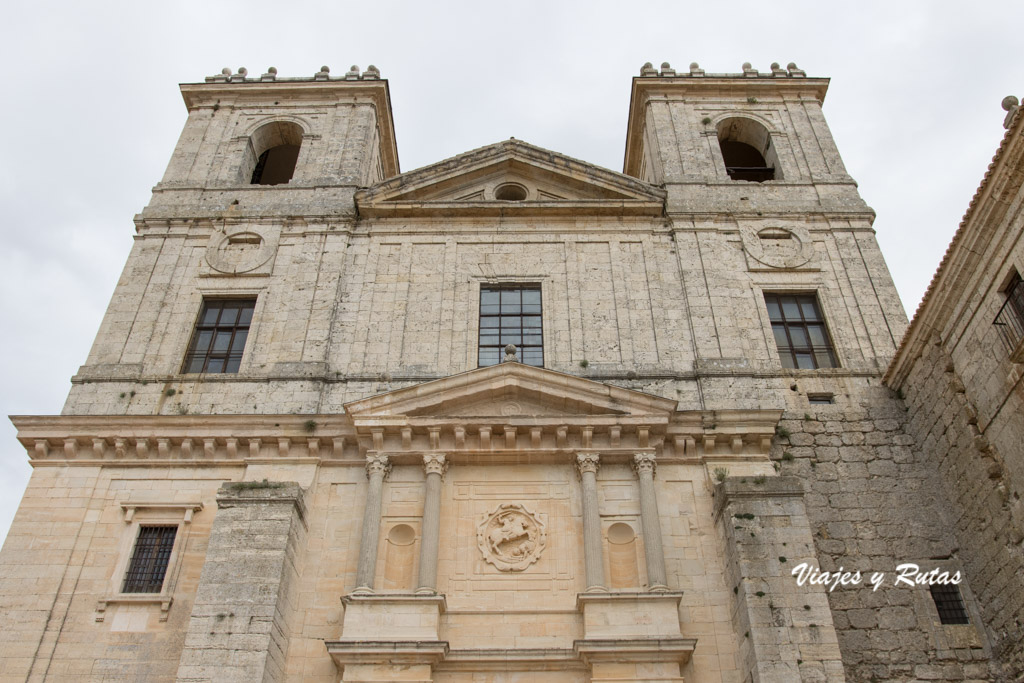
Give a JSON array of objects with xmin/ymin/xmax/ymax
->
[{"xmin": 993, "ymin": 277, "xmax": 1024, "ymax": 361}]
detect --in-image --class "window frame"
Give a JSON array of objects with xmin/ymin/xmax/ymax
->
[
  {"xmin": 121, "ymin": 525, "xmax": 178, "ymax": 594},
  {"xmin": 994, "ymin": 270, "xmax": 1024, "ymax": 360},
  {"xmin": 181, "ymin": 297, "xmax": 257, "ymax": 374},
  {"xmin": 763, "ymin": 292, "xmax": 838, "ymax": 370},
  {"xmin": 96, "ymin": 501, "xmax": 202, "ymax": 623},
  {"xmin": 477, "ymin": 284, "xmax": 544, "ymax": 368},
  {"xmin": 929, "ymin": 583, "xmax": 971, "ymax": 625}
]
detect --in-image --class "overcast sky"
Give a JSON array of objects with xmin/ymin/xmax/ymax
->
[{"xmin": 1, "ymin": 0, "xmax": 1020, "ymax": 545}]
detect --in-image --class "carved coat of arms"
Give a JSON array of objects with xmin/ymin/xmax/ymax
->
[{"xmin": 477, "ymin": 503, "xmax": 547, "ymax": 572}]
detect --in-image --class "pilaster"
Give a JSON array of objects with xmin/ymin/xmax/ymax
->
[
  {"xmin": 175, "ymin": 481, "xmax": 307, "ymax": 683},
  {"xmin": 714, "ymin": 476, "xmax": 845, "ymax": 683}
]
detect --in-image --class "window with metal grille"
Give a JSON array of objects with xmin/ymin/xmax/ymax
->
[
  {"xmin": 764, "ymin": 293, "xmax": 837, "ymax": 369},
  {"xmin": 122, "ymin": 525, "xmax": 177, "ymax": 593},
  {"xmin": 994, "ymin": 272, "xmax": 1024, "ymax": 354},
  {"xmin": 478, "ymin": 286, "xmax": 543, "ymax": 367},
  {"xmin": 929, "ymin": 583, "xmax": 970, "ymax": 625},
  {"xmin": 182, "ymin": 299, "xmax": 255, "ymax": 373}
]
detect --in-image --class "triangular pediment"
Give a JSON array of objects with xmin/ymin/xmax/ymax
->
[
  {"xmin": 356, "ymin": 140, "xmax": 665, "ymax": 218},
  {"xmin": 343, "ymin": 362, "xmax": 677, "ymax": 421}
]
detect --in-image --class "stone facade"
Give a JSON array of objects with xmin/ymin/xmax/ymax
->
[{"xmin": 0, "ymin": 62, "xmax": 1018, "ymax": 682}]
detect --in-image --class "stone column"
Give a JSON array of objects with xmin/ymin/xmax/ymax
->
[
  {"xmin": 576, "ymin": 453, "xmax": 606, "ymax": 592},
  {"xmin": 633, "ymin": 453, "xmax": 668, "ymax": 591},
  {"xmin": 416, "ymin": 453, "xmax": 447, "ymax": 594},
  {"xmin": 355, "ymin": 454, "xmax": 390, "ymax": 593}
]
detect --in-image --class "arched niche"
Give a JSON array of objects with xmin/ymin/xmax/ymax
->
[
  {"xmin": 241, "ymin": 121, "xmax": 304, "ymax": 186},
  {"xmin": 716, "ymin": 116, "xmax": 781, "ymax": 182}
]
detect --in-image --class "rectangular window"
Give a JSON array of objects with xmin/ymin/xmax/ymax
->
[
  {"xmin": 122, "ymin": 525, "xmax": 178, "ymax": 593},
  {"xmin": 994, "ymin": 272, "xmax": 1024, "ymax": 354},
  {"xmin": 807, "ymin": 393, "xmax": 835, "ymax": 405},
  {"xmin": 929, "ymin": 584, "xmax": 970, "ymax": 625},
  {"xmin": 182, "ymin": 298, "xmax": 255, "ymax": 373},
  {"xmin": 764, "ymin": 293, "xmax": 837, "ymax": 370},
  {"xmin": 478, "ymin": 286, "xmax": 543, "ymax": 368}
]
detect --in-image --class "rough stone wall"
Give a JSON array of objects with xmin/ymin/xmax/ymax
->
[
  {"xmin": 772, "ymin": 381, "xmax": 1000, "ymax": 682},
  {"xmin": 898, "ymin": 339, "xmax": 1024, "ymax": 679}
]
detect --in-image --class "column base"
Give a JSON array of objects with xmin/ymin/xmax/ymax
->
[{"xmin": 325, "ymin": 642, "xmax": 448, "ymax": 682}]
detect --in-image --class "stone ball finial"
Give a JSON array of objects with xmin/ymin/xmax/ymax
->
[
  {"xmin": 320, "ymin": 65, "xmax": 331, "ymax": 73},
  {"xmin": 221, "ymin": 67, "xmax": 232, "ymax": 76},
  {"xmin": 690, "ymin": 62, "xmax": 699, "ymax": 69},
  {"xmin": 237, "ymin": 67, "xmax": 248, "ymax": 76},
  {"xmin": 742, "ymin": 62, "xmax": 752, "ymax": 70},
  {"xmin": 1002, "ymin": 95, "xmax": 1020, "ymax": 112},
  {"xmin": 502, "ymin": 344, "xmax": 519, "ymax": 362},
  {"xmin": 661, "ymin": 62, "xmax": 671, "ymax": 69},
  {"xmin": 366, "ymin": 64, "xmax": 379, "ymax": 73},
  {"xmin": 770, "ymin": 62, "xmax": 780, "ymax": 70},
  {"xmin": 787, "ymin": 62, "xmax": 798, "ymax": 70},
  {"xmin": 643, "ymin": 61, "xmax": 653, "ymax": 69},
  {"xmin": 268, "ymin": 66, "xmax": 278, "ymax": 74},
  {"xmin": 349, "ymin": 65, "xmax": 359, "ymax": 72}
]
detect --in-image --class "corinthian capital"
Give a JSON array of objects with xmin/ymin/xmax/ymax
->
[
  {"xmin": 365, "ymin": 453, "xmax": 391, "ymax": 479},
  {"xmin": 423, "ymin": 453, "xmax": 448, "ymax": 477},
  {"xmin": 632, "ymin": 452, "xmax": 657, "ymax": 477},
  {"xmin": 576, "ymin": 452, "xmax": 601, "ymax": 476}
]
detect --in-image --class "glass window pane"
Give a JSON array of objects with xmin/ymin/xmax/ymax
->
[
  {"xmin": 807, "ymin": 325, "xmax": 827, "ymax": 347},
  {"xmin": 800, "ymin": 299, "xmax": 820, "ymax": 320},
  {"xmin": 522, "ymin": 349, "xmax": 543, "ymax": 366},
  {"xmin": 500, "ymin": 289, "xmax": 521, "ymax": 306},
  {"xmin": 480, "ymin": 334, "xmax": 500, "ymax": 345},
  {"xmin": 815, "ymin": 351, "xmax": 835, "ymax": 369},
  {"xmin": 230, "ymin": 330, "xmax": 248, "ymax": 353},
  {"xmin": 202, "ymin": 306, "xmax": 221, "ymax": 325},
  {"xmin": 479, "ymin": 347, "xmax": 500, "ymax": 366},
  {"xmin": 772, "ymin": 324, "xmax": 789, "ymax": 348},
  {"xmin": 781, "ymin": 298, "xmax": 801, "ymax": 320},
  {"xmin": 219, "ymin": 306, "xmax": 239, "ymax": 325},
  {"xmin": 501, "ymin": 316, "xmax": 521, "ymax": 329},
  {"xmin": 522, "ymin": 289, "xmax": 541, "ymax": 306},
  {"xmin": 500, "ymin": 291, "xmax": 520, "ymax": 313},
  {"xmin": 788, "ymin": 327, "xmax": 809, "ymax": 348},
  {"xmin": 523, "ymin": 316, "xmax": 542, "ymax": 329},
  {"xmin": 206, "ymin": 358, "xmax": 224, "ymax": 373},
  {"xmin": 480, "ymin": 316, "xmax": 500, "ymax": 330},
  {"xmin": 795, "ymin": 353, "xmax": 815, "ymax": 369},
  {"xmin": 523, "ymin": 334, "xmax": 542, "ymax": 345},
  {"xmin": 780, "ymin": 353, "xmax": 796, "ymax": 369},
  {"xmin": 481, "ymin": 290, "xmax": 500, "ymax": 306},
  {"xmin": 765, "ymin": 298, "xmax": 782, "ymax": 321},
  {"xmin": 481, "ymin": 304, "xmax": 501, "ymax": 315},
  {"xmin": 224, "ymin": 357, "xmax": 241, "ymax": 373},
  {"xmin": 186, "ymin": 357, "xmax": 205, "ymax": 373},
  {"xmin": 212, "ymin": 331, "xmax": 232, "ymax": 352},
  {"xmin": 193, "ymin": 330, "xmax": 213, "ymax": 353},
  {"xmin": 500, "ymin": 332, "xmax": 521, "ymax": 345},
  {"xmin": 238, "ymin": 305, "xmax": 254, "ymax": 325}
]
